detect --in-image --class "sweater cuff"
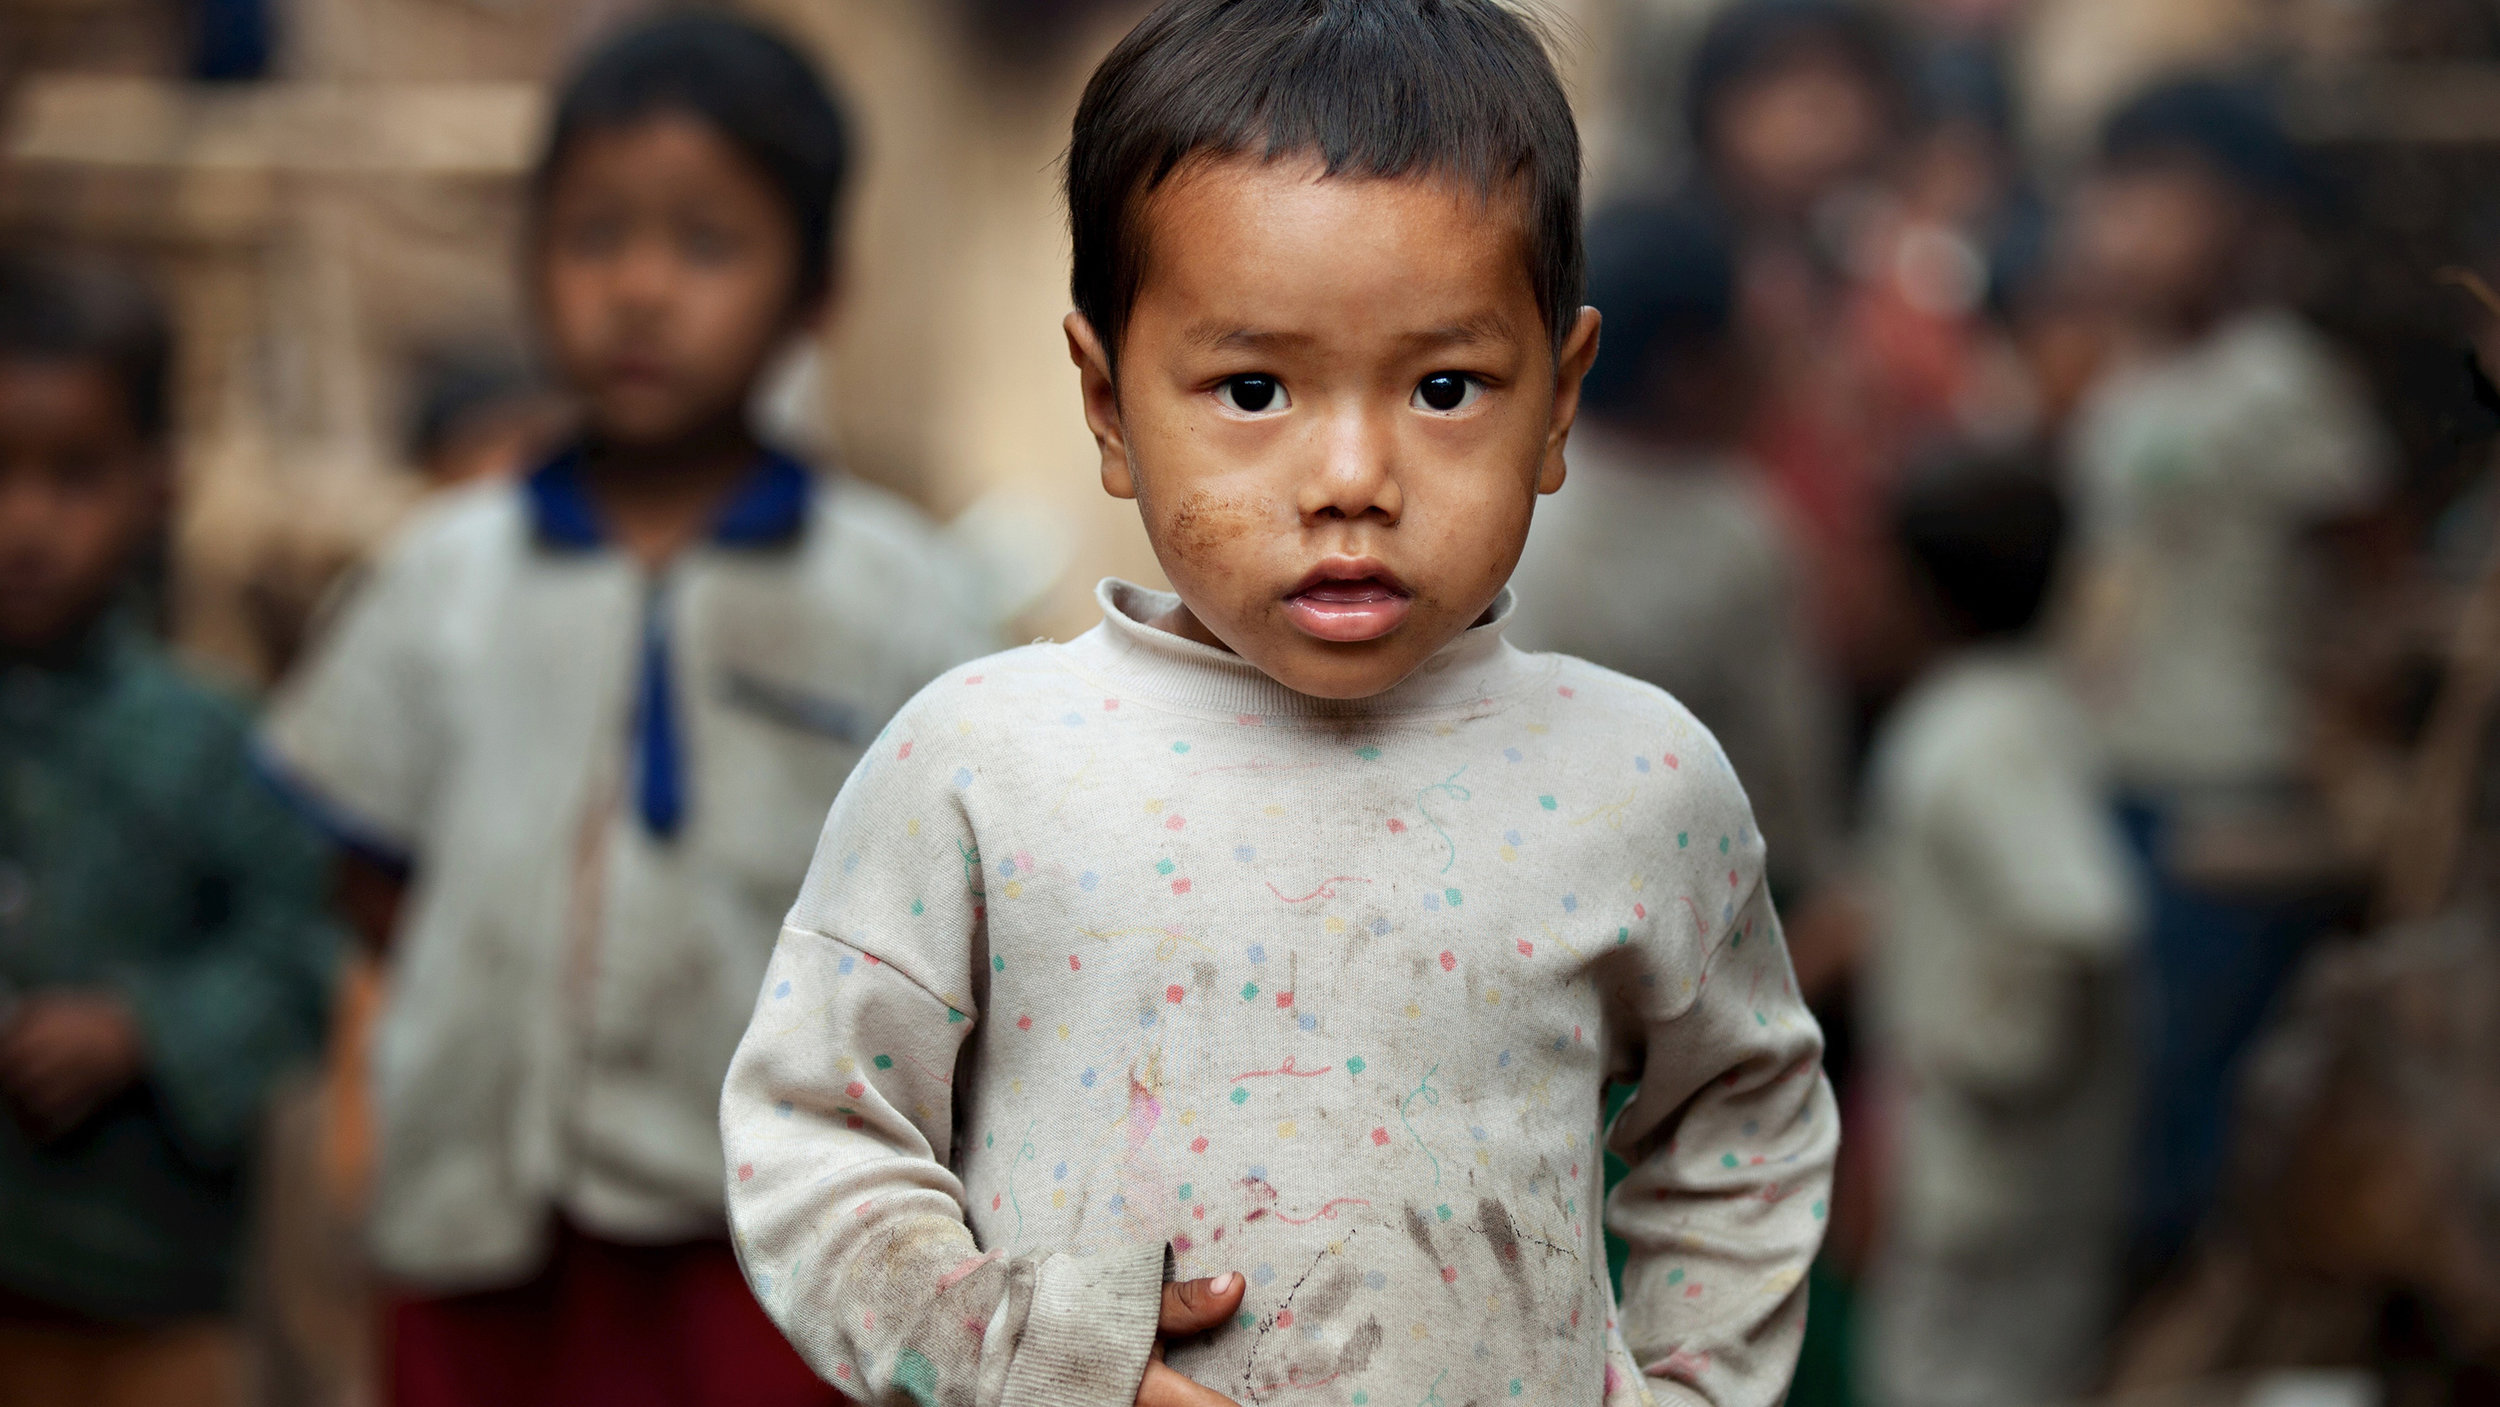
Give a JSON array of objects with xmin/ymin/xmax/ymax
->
[{"xmin": 999, "ymin": 1242, "xmax": 1166, "ymax": 1407}]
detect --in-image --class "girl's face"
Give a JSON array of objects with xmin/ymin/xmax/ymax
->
[{"xmin": 535, "ymin": 113, "xmax": 810, "ymax": 451}]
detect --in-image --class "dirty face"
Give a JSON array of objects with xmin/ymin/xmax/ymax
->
[
  {"xmin": 0, "ymin": 358, "xmax": 159, "ymax": 654},
  {"xmin": 1067, "ymin": 155, "xmax": 1600, "ymax": 700}
]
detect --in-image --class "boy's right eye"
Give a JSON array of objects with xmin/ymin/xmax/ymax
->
[
  {"xmin": 558, "ymin": 215, "xmax": 629, "ymax": 258},
  {"xmin": 1214, "ymin": 375, "xmax": 1288, "ymax": 415}
]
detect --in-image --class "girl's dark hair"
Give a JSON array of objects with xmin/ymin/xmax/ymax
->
[
  {"xmin": 0, "ymin": 252, "xmax": 173, "ymax": 444},
  {"xmin": 536, "ymin": 12, "xmax": 854, "ymax": 307},
  {"xmin": 1067, "ymin": 0, "xmax": 1584, "ymax": 367}
]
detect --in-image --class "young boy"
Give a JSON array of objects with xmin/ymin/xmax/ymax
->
[
  {"xmin": 261, "ymin": 15, "xmax": 993, "ymax": 1405},
  {"xmin": 2060, "ymin": 77, "xmax": 2390, "ymax": 1277},
  {"xmin": 0, "ymin": 253, "xmax": 338, "ymax": 1407},
  {"xmin": 720, "ymin": 5, "xmax": 1837, "ymax": 1406},
  {"xmin": 1857, "ymin": 467, "xmax": 2139, "ymax": 1407}
]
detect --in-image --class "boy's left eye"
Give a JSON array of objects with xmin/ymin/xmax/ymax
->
[
  {"xmin": 1412, "ymin": 372, "xmax": 1484, "ymax": 414},
  {"xmin": 1215, "ymin": 374, "xmax": 1289, "ymax": 415}
]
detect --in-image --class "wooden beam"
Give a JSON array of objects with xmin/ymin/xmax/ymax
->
[{"xmin": 5, "ymin": 76, "xmax": 542, "ymax": 174}]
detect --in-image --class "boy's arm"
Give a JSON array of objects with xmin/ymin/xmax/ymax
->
[
  {"xmin": 113, "ymin": 719, "xmax": 344, "ymax": 1165},
  {"xmin": 721, "ymin": 713, "xmax": 1165, "ymax": 1407},
  {"xmin": 257, "ymin": 537, "xmax": 454, "ymax": 878},
  {"xmin": 1604, "ymin": 864, "xmax": 1837, "ymax": 1407}
]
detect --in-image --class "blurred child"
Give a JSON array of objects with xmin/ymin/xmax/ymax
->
[
  {"xmin": 721, "ymin": 3, "xmax": 1836, "ymax": 1405},
  {"xmin": 0, "ymin": 253, "xmax": 338, "ymax": 1407},
  {"xmin": 1684, "ymin": 0, "xmax": 1930, "ymax": 702},
  {"xmin": 1509, "ymin": 200, "xmax": 1844, "ymax": 932},
  {"xmin": 260, "ymin": 16, "xmax": 994, "ymax": 1406},
  {"xmin": 2060, "ymin": 77, "xmax": 2392, "ymax": 1275},
  {"xmin": 1686, "ymin": 0, "xmax": 1900, "ymax": 237},
  {"xmin": 1860, "ymin": 466, "xmax": 2139, "ymax": 1407}
]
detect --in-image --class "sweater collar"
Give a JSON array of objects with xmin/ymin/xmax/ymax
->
[{"xmin": 1077, "ymin": 578, "xmax": 1540, "ymax": 720}]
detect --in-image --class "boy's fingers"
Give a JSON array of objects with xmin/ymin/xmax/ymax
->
[
  {"xmin": 1137, "ymin": 1361, "xmax": 1241, "ymax": 1407},
  {"xmin": 1157, "ymin": 1272, "xmax": 1243, "ymax": 1335}
]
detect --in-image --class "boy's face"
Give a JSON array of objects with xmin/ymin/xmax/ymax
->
[
  {"xmin": 0, "ymin": 359, "xmax": 159, "ymax": 654},
  {"xmin": 535, "ymin": 113, "xmax": 812, "ymax": 450},
  {"xmin": 2070, "ymin": 155, "xmax": 2243, "ymax": 324},
  {"xmin": 1067, "ymin": 157, "xmax": 1599, "ymax": 700}
]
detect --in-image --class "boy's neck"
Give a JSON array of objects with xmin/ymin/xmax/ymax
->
[
  {"xmin": 578, "ymin": 420, "xmax": 768, "ymax": 570},
  {"xmin": 0, "ymin": 608, "xmax": 116, "ymax": 675}
]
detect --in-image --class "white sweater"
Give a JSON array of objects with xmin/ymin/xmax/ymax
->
[{"xmin": 721, "ymin": 580, "xmax": 1836, "ymax": 1407}]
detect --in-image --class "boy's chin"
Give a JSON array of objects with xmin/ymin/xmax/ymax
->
[
  {"xmin": 0, "ymin": 595, "xmax": 105, "ymax": 658},
  {"xmin": 1243, "ymin": 632, "xmax": 1439, "ymax": 702}
]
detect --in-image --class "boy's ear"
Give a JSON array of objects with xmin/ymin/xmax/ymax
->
[
  {"xmin": 1538, "ymin": 306, "xmax": 1602, "ymax": 496},
  {"xmin": 1064, "ymin": 311, "xmax": 1136, "ymax": 500}
]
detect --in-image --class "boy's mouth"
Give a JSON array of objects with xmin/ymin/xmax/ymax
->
[{"xmin": 1283, "ymin": 561, "xmax": 1412, "ymax": 643}]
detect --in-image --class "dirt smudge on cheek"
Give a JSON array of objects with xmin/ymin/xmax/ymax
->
[{"xmin": 1163, "ymin": 491, "xmax": 1268, "ymax": 565}]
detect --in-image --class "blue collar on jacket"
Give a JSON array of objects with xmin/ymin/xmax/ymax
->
[{"xmin": 523, "ymin": 445, "xmax": 814, "ymax": 551}]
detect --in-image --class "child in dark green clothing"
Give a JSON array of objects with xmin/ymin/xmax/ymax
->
[{"xmin": 0, "ymin": 252, "xmax": 337, "ymax": 1406}]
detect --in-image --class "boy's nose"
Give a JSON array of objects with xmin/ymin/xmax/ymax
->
[
  {"xmin": 612, "ymin": 240, "xmax": 681, "ymax": 310},
  {"xmin": 1298, "ymin": 405, "xmax": 1401, "ymax": 525}
]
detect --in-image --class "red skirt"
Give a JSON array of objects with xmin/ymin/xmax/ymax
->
[{"xmin": 387, "ymin": 1223, "xmax": 849, "ymax": 1407}]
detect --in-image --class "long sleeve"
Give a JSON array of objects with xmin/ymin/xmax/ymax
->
[
  {"xmin": 259, "ymin": 522, "xmax": 459, "ymax": 867},
  {"xmin": 115, "ymin": 711, "xmax": 343, "ymax": 1167},
  {"xmin": 721, "ymin": 704, "xmax": 1165, "ymax": 1407},
  {"xmin": 1604, "ymin": 868, "xmax": 1837, "ymax": 1406}
]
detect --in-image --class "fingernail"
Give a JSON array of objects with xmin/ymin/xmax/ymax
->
[{"xmin": 1210, "ymin": 1272, "xmax": 1237, "ymax": 1293}]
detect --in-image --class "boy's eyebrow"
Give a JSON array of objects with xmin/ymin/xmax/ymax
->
[
  {"xmin": 1182, "ymin": 324, "xmax": 1315, "ymax": 353},
  {"xmin": 1181, "ymin": 311, "xmax": 1519, "ymax": 354},
  {"xmin": 1395, "ymin": 311, "xmax": 1517, "ymax": 351}
]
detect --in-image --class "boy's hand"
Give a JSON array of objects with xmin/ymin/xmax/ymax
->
[
  {"xmin": 1139, "ymin": 1272, "xmax": 1245, "ymax": 1407},
  {"xmin": 0, "ymin": 992, "xmax": 144, "ymax": 1138}
]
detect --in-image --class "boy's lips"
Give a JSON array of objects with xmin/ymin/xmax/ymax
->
[{"xmin": 1283, "ymin": 563, "xmax": 1411, "ymax": 643}]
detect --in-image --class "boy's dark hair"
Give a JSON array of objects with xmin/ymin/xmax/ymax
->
[
  {"xmin": 2101, "ymin": 75, "xmax": 2309, "ymax": 209},
  {"xmin": 0, "ymin": 252, "xmax": 173, "ymax": 445},
  {"xmin": 1686, "ymin": 0, "xmax": 1901, "ymax": 157},
  {"xmin": 1067, "ymin": 0, "xmax": 1584, "ymax": 367},
  {"xmin": 537, "ymin": 12, "xmax": 853, "ymax": 307},
  {"xmin": 1578, "ymin": 199, "xmax": 1734, "ymax": 421},
  {"xmin": 1893, "ymin": 460, "xmax": 2066, "ymax": 641}
]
